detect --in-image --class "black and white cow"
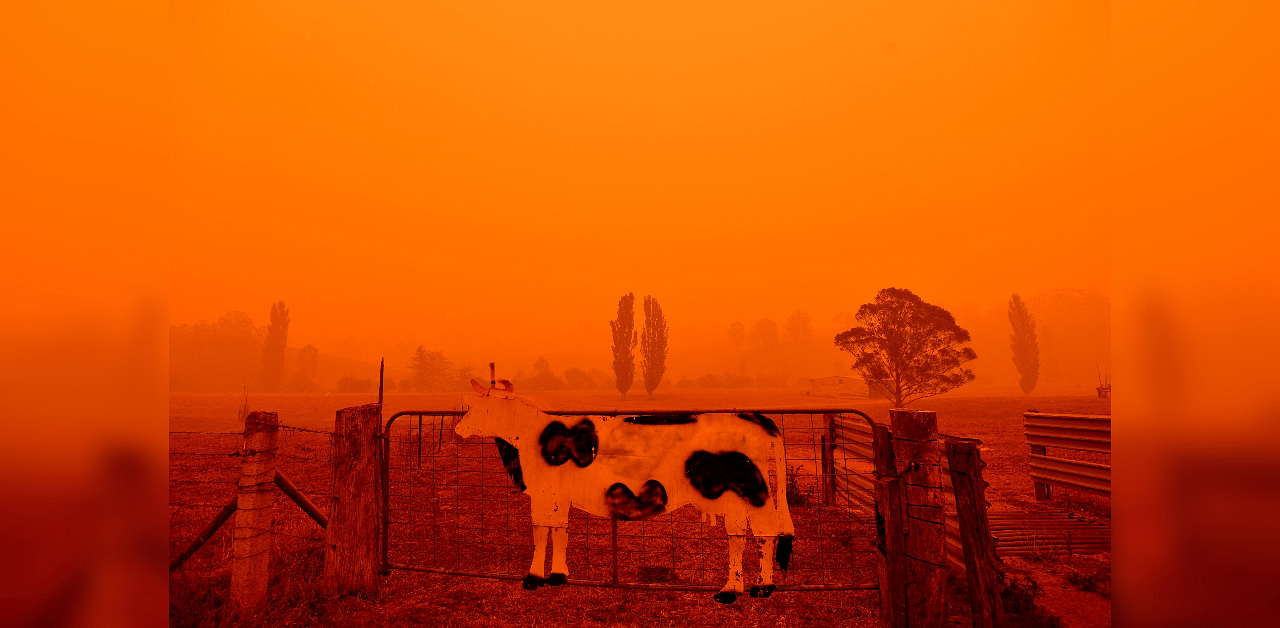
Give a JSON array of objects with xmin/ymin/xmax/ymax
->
[{"xmin": 456, "ymin": 379, "xmax": 796, "ymax": 603}]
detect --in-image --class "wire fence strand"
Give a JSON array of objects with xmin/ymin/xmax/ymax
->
[{"xmin": 384, "ymin": 410, "xmax": 881, "ymax": 590}]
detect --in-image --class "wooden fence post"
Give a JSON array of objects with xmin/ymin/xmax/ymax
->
[
  {"xmin": 1029, "ymin": 443, "xmax": 1051, "ymax": 500},
  {"xmin": 875, "ymin": 476, "xmax": 907, "ymax": 628},
  {"xmin": 325, "ymin": 403, "xmax": 383, "ymax": 596},
  {"xmin": 231, "ymin": 411, "xmax": 278, "ymax": 613},
  {"xmin": 872, "ymin": 420, "xmax": 906, "ymax": 628},
  {"xmin": 890, "ymin": 409, "xmax": 945, "ymax": 628},
  {"xmin": 946, "ymin": 438, "xmax": 1004, "ymax": 628}
]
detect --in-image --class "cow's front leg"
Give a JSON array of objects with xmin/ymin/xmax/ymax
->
[
  {"xmin": 524, "ymin": 525, "xmax": 550, "ymax": 590},
  {"xmin": 715, "ymin": 534, "xmax": 747, "ymax": 604},
  {"xmin": 547, "ymin": 526, "xmax": 569, "ymax": 585},
  {"xmin": 750, "ymin": 537, "xmax": 777, "ymax": 598}
]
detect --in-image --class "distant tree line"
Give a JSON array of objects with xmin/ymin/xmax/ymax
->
[
  {"xmin": 507, "ymin": 357, "xmax": 616, "ymax": 392},
  {"xmin": 395, "ymin": 346, "xmax": 477, "ymax": 393},
  {"xmin": 170, "ymin": 311, "xmax": 264, "ymax": 392},
  {"xmin": 170, "ymin": 302, "xmax": 348, "ymax": 393}
]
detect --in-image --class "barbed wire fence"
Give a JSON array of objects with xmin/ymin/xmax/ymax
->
[
  {"xmin": 170, "ymin": 403, "xmax": 1006, "ymax": 625},
  {"xmin": 168, "ymin": 420, "xmax": 335, "ymax": 583}
]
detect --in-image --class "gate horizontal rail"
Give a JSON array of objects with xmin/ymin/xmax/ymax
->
[{"xmin": 381, "ymin": 408, "xmax": 880, "ymax": 592}]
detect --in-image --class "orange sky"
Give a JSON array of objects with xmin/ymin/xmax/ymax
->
[{"xmin": 170, "ymin": 1, "xmax": 1109, "ymax": 379}]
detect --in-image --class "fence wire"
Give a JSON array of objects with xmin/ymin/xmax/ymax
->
[
  {"xmin": 384, "ymin": 411, "xmax": 881, "ymax": 591},
  {"xmin": 168, "ymin": 423, "xmax": 335, "ymax": 580}
]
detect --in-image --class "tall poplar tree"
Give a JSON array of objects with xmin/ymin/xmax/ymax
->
[
  {"xmin": 641, "ymin": 295, "xmax": 669, "ymax": 399},
  {"xmin": 1008, "ymin": 293, "xmax": 1040, "ymax": 394},
  {"xmin": 260, "ymin": 301, "xmax": 290, "ymax": 392},
  {"xmin": 610, "ymin": 293, "xmax": 638, "ymax": 399}
]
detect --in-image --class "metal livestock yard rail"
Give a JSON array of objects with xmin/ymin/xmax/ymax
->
[
  {"xmin": 380, "ymin": 408, "xmax": 882, "ymax": 592},
  {"xmin": 1023, "ymin": 411, "xmax": 1111, "ymax": 498}
]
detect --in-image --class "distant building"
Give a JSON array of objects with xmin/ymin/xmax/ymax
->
[{"xmin": 808, "ymin": 376, "xmax": 868, "ymax": 398}]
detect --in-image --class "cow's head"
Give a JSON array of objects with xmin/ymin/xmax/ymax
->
[{"xmin": 455, "ymin": 378, "xmax": 523, "ymax": 440}]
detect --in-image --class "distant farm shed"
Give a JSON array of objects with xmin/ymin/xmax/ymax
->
[{"xmin": 807, "ymin": 376, "xmax": 868, "ymax": 398}]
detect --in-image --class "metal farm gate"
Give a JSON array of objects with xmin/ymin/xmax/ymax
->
[{"xmin": 380, "ymin": 409, "xmax": 883, "ymax": 592}]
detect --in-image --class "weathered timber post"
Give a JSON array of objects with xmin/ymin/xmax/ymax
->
[
  {"xmin": 872, "ymin": 419, "xmax": 906, "ymax": 628},
  {"xmin": 891, "ymin": 409, "xmax": 945, "ymax": 628},
  {"xmin": 1029, "ymin": 442, "xmax": 1051, "ymax": 500},
  {"xmin": 325, "ymin": 403, "xmax": 382, "ymax": 596},
  {"xmin": 231, "ymin": 411, "xmax": 278, "ymax": 613},
  {"xmin": 946, "ymin": 438, "xmax": 1004, "ymax": 628}
]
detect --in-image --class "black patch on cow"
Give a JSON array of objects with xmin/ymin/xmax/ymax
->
[
  {"xmin": 736, "ymin": 412, "xmax": 779, "ymax": 437},
  {"xmin": 624, "ymin": 413, "xmax": 697, "ymax": 425},
  {"xmin": 684, "ymin": 451, "xmax": 769, "ymax": 507},
  {"xmin": 713, "ymin": 591, "xmax": 738, "ymax": 604},
  {"xmin": 522, "ymin": 574, "xmax": 546, "ymax": 590},
  {"xmin": 539, "ymin": 419, "xmax": 598, "ymax": 467},
  {"xmin": 776, "ymin": 534, "xmax": 794, "ymax": 570},
  {"xmin": 547, "ymin": 573, "xmax": 566, "ymax": 586},
  {"xmin": 749, "ymin": 584, "xmax": 776, "ymax": 598},
  {"xmin": 493, "ymin": 438, "xmax": 526, "ymax": 492},
  {"xmin": 605, "ymin": 480, "xmax": 668, "ymax": 520}
]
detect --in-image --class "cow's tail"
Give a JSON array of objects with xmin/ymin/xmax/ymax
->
[{"xmin": 772, "ymin": 430, "xmax": 795, "ymax": 570}]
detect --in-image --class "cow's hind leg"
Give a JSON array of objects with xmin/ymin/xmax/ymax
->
[
  {"xmin": 715, "ymin": 520, "xmax": 747, "ymax": 604},
  {"xmin": 750, "ymin": 537, "xmax": 777, "ymax": 598},
  {"xmin": 547, "ymin": 527, "xmax": 569, "ymax": 585},
  {"xmin": 524, "ymin": 525, "xmax": 550, "ymax": 590}
]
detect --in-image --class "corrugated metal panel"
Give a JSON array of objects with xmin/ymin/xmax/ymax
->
[{"xmin": 947, "ymin": 510, "xmax": 1111, "ymax": 567}]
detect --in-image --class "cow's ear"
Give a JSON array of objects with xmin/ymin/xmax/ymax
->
[{"xmin": 470, "ymin": 379, "xmax": 489, "ymax": 396}]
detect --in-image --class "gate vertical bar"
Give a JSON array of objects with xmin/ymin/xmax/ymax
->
[{"xmin": 826, "ymin": 414, "xmax": 837, "ymax": 506}]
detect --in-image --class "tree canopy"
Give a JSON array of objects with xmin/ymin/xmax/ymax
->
[
  {"xmin": 833, "ymin": 287, "xmax": 977, "ymax": 407},
  {"xmin": 408, "ymin": 345, "xmax": 454, "ymax": 392}
]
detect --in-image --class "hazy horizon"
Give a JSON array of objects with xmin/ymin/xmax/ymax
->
[{"xmin": 170, "ymin": 285, "xmax": 1109, "ymax": 395}]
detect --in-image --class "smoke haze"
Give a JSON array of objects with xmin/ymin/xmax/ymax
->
[{"xmin": 170, "ymin": 1, "xmax": 1108, "ymax": 394}]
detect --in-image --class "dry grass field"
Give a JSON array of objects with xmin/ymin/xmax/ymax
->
[{"xmin": 170, "ymin": 389, "xmax": 1110, "ymax": 628}]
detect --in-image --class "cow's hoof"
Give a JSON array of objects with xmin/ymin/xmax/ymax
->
[
  {"xmin": 749, "ymin": 585, "xmax": 776, "ymax": 598},
  {"xmin": 522, "ymin": 574, "xmax": 546, "ymax": 590},
  {"xmin": 713, "ymin": 591, "xmax": 738, "ymax": 604},
  {"xmin": 548, "ymin": 573, "xmax": 567, "ymax": 586}
]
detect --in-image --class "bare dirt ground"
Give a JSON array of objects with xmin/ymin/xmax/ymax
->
[{"xmin": 170, "ymin": 389, "xmax": 1110, "ymax": 627}]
